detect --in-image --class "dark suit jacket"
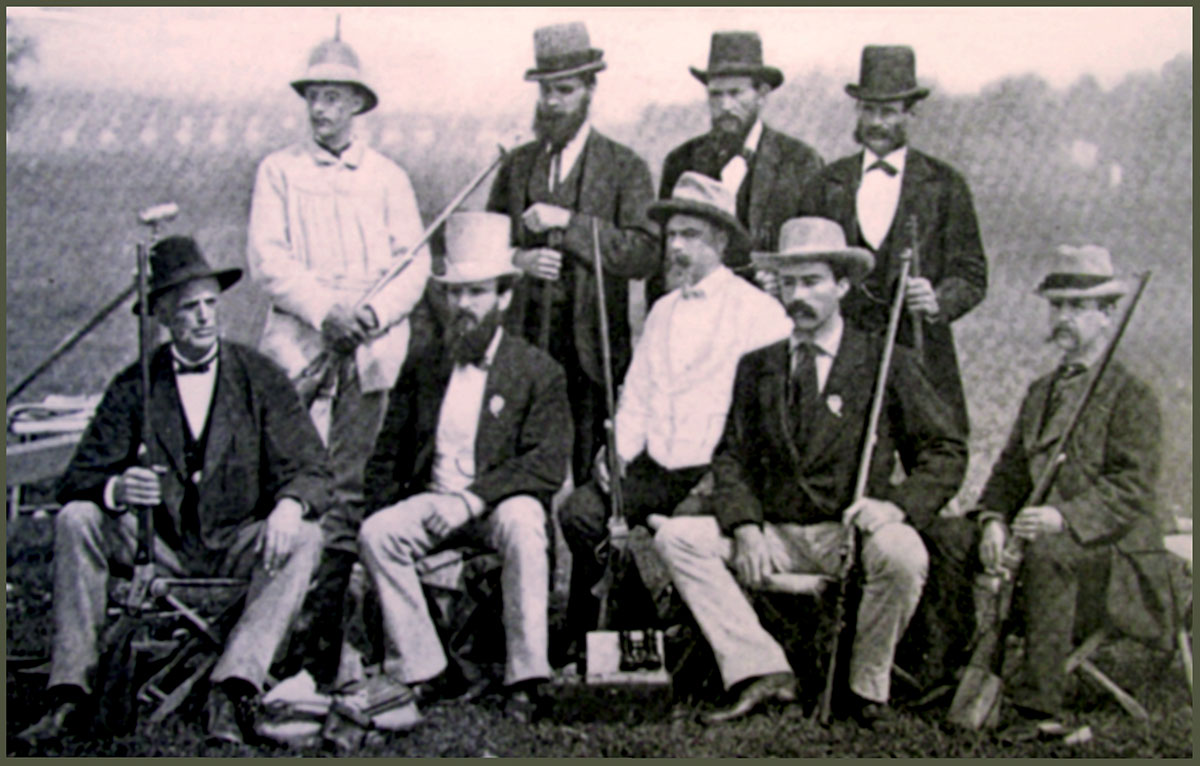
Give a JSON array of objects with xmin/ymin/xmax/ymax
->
[
  {"xmin": 57, "ymin": 343, "xmax": 331, "ymax": 550},
  {"xmin": 798, "ymin": 149, "xmax": 987, "ymax": 427},
  {"xmin": 712, "ymin": 325, "xmax": 966, "ymax": 536},
  {"xmin": 976, "ymin": 359, "xmax": 1169, "ymax": 641},
  {"xmin": 364, "ymin": 329, "xmax": 573, "ymax": 515},
  {"xmin": 486, "ymin": 130, "xmax": 659, "ymax": 385},
  {"xmin": 650, "ymin": 124, "xmax": 823, "ymax": 304}
]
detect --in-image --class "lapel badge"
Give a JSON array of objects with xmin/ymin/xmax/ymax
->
[
  {"xmin": 826, "ymin": 394, "xmax": 843, "ymax": 418},
  {"xmin": 489, "ymin": 394, "xmax": 505, "ymax": 418}
]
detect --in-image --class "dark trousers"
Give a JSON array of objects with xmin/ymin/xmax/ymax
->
[{"xmin": 558, "ymin": 454, "xmax": 706, "ymax": 650}]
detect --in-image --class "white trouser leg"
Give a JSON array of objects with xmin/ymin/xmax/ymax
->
[{"xmin": 484, "ymin": 495, "xmax": 550, "ymax": 686}]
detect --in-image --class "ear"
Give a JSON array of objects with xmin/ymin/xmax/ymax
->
[
  {"xmin": 497, "ymin": 288, "xmax": 514, "ymax": 313},
  {"xmin": 835, "ymin": 277, "xmax": 852, "ymax": 301}
]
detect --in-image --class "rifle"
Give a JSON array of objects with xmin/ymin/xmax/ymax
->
[
  {"xmin": 947, "ymin": 270, "xmax": 1152, "ymax": 729},
  {"xmin": 126, "ymin": 229, "xmax": 160, "ymax": 612},
  {"xmin": 293, "ymin": 146, "xmax": 511, "ymax": 407},
  {"xmin": 818, "ymin": 249, "xmax": 914, "ymax": 725},
  {"xmin": 907, "ymin": 215, "xmax": 924, "ymax": 356}
]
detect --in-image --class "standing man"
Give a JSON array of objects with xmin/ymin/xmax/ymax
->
[
  {"xmin": 358, "ymin": 213, "xmax": 572, "ymax": 723},
  {"xmin": 247, "ymin": 31, "xmax": 429, "ymax": 686},
  {"xmin": 798, "ymin": 45, "xmax": 986, "ymax": 432},
  {"xmin": 557, "ymin": 173, "xmax": 793, "ymax": 660},
  {"xmin": 17, "ymin": 237, "xmax": 330, "ymax": 747},
  {"xmin": 487, "ymin": 21, "xmax": 659, "ymax": 486},
  {"xmin": 649, "ymin": 30, "xmax": 823, "ymax": 304},
  {"xmin": 958, "ymin": 246, "xmax": 1168, "ymax": 723},
  {"xmin": 654, "ymin": 218, "xmax": 966, "ymax": 726}
]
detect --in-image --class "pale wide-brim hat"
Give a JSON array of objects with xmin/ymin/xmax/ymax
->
[
  {"xmin": 524, "ymin": 22, "xmax": 606, "ymax": 81},
  {"xmin": 434, "ymin": 212, "xmax": 520, "ymax": 284},
  {"xmin": 689, "ymin": 31, "xmax": 784, "ymax": 90},
  {"xmin": 1035, "ymin": 244, "xmax": 1128, "ymax": 300},
  {"xmin": 647, "ymin": 171, "xmax": 751, "ymax": 256},
  {"xmin": 751, "ymin": 217, "xmax": 875, "ymax": 283},
  {"xmin": 291, "ymin": 37, "xmax": 378, "ymax": 114},
  {"xmin": 845, "ymin": 45, "xmax": 930, "ymax": 103}
]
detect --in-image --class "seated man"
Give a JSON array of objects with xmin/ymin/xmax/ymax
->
[
  {"xmin": 558, "ymin": 171, "xmax": 792, "ymax": 660},
  {"xmin": 654, "ymin": 217, "xmax": 966, "ymax": 726},
  {"xmin": 959, "ymin": 245, "xmax": 1169, "ymax": 722},
  {"xmin": 18, "ymin": 236, "xmax": 330, "ymax": 747},
  {"xmin": 358, "ymin": 212, "xmax": 572, "ymax": 723}
]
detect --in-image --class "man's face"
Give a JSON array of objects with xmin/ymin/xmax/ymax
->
[
  {"xmin": 778, "ymin": 260, "xmax": 849, "ymax": 335},
  {"xmin": 854, "ymin": 99, "xmax": 912, "ymax": 157},
  {"xmin": 1046, "ymin": 296, "xmax": 1113, "ymax": 358},
  {"xmin": 305, "ymin": 83, "xmax": 362, "ymax": 148},
  {"xmin": 157, "ymin": 277, "xmax": 221, "ymax": 360},
  {"xmin": 707, "ymin": 75, "xmax": 767, "ymax": 138},
  {"xmin": 664, "ymin": 214, "xmax": 726, "ymax": 290},
  {"xmin": 533, "ymin": 76, "xmax": 592, "ymax": 148},
  {"xmin": 445, "ymin": 278, "xmax": 508, "ymax": 327}
]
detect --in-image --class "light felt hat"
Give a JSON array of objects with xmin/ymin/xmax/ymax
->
[
  {"xmin": 1035, "ymin": 244, "xmax": 1128, "ymax": 300},
  {"xmin": 434, "ymin": 212, "xmax": 519, "ymax": 284},
  {"xmin": 646, "ymin": 171, "xmax": 751, "ymax": 255},
  {"xmin": 291, "ymin": 36, "xmax": 378, "ymax": 114},
  {"xmin": 751, "ymin": 217, "xmax": 875, "ymax": 283},
  {"xmin": 845, "ymin": 45, "xmax": 930, "ymax": 103},
  {"xmin": 689, "ymin": 31, "xmax": 784, "ymax": 90},
  {"xmin": 524, "ymin": 22, "xmax": 606, "ymax": 81}
]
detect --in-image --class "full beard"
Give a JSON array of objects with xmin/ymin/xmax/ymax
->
[
  {"xmin": 446, "ymin": 307, "xmax": 502, "ymax": 366},
  {"xmin": 533, "ymin": 98, "xmax": 590, "ymax": 151}
]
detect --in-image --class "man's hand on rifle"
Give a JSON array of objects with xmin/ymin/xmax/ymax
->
[
  {"xmin": 593, "ymin": 445, "xmax": 626, "ymax": 495},
  {"xmin": 1011, "ymin": 504, "xmax": 1064, "ymax": 541},
  {"xmin": 354, "ymin": 305, "xmax": 380, "ymax": 334},
  {"xmin": 514, "ymin": 247, "xmax": 563, "ymax": 282},
  {"xmin": 979, "ymin": 517, "xmax": 1008, "ymax": 573},
  {"xmin": 521, "ymin": 202, "xmax": 571, "ymax": 233},
  {"xmin": 732, "ymin": 524, "xmax": 784, "ymax": 588},
  {"xmin": 904, "ymin": 275, "xmax": 939, "ymax": 317},
  {"xmin": 115, "ymin": 465, "xmax": 164, "ymax": 507},
  {"xmin": 843, "ymin": 497, "xmax": 905, "ymax": 534},
  {"xmin": 321, "ymin": 304, "xmax": 368, "ymax": 354}
]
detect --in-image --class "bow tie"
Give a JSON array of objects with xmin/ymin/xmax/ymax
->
[
  {"xmin": 680, "ymin": 285, "xmax": 706, "ymax": 300},
  {"xmin": 175, "ymin": 360, "xmax": 212, "ymax": 375},
  {"xmin": 867, "ymin": 159, "xmax": 899, "ymax": 177}
]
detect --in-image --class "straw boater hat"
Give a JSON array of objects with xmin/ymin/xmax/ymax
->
[
  {"xmin": 434, "ymin": 213, "xmax": 520, "ymax": 284},
  {"xmin": 690, "ymin": 31, "xmax": 783, "ymax": 90},
  {"xmin": 1035, "ymin": 245, "xmax": 1128, "ymax": 300},
  {"xmin": 134, "ymin": 236, "xmax": 242, "ymax": 315},
  {"xmin": 524, "ymin": 22, "xmax": 606, "ymax": 81},
  {"xmin": 290, "ymin": 34, "xmax": 378, "ymax": 114},
  {"xmin": 845, "ymin": 45, "xmax": 930, "ymax": 103},
  {"xmin": 751, "ymin": 217, "xmax": 875, "ymax": 283},
  {"xmin": 647, "ymin": 172, "xmax": 751, "ymax": 256}
]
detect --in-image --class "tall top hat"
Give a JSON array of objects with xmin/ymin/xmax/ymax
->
[
  {"xmin": 290, "ymin": 24, "xmax": 378, "ymax": 114},
  {"xmin": 845, "ymin": 45, "xmax": 930, "ymax": 103},
  {"xmin": 524, "ymin": 22, "xmax": 606, "ymax": 82},
  {"xmin": 133, "ymin": 235, "xmax": 242, "ymax": 315},
  {"xmin": 689, "ymin": 31, "xmax": 783, "ymax": 90},
  {"xmin": 751, "ymin": 217, "xmax": 875, "ymax": 283},
  {"xmin": 434, "ymin": 213, "xmax": 520, "ymax": 284},
  {"xmin": 647, "ymin": 172, "xmax": 751, "ymax": 256},
  {"xmin": 1035, "ymin": 244, "xmax": 1128, "ymax": 300}
]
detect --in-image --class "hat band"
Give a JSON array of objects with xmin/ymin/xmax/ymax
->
[
  {"xmin": 1039, "ymin": 273, "xmax": 1115, "ymax": 291},
  {"xmin": 533, "ymin": 49, "xmax": 601, "ymax": 73}
]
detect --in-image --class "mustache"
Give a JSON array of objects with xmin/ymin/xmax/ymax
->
[
  {"xmin": 1046, "ymin": 324, "xmax": 1077, "ymax": 343},
  {"xmin": 786, "ymin": 300, "xmax": 817, "ymax": 319}
]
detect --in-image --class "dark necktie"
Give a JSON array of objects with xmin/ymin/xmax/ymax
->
[
  {"xmin": 175, "ymin": 360, "xmax": 211, "ymax": 375},
  {"xmin": 867, "ymin": 159, "xmax": 898, "ymax": 177},
  {"xmin": 790, "ymin": 342, "xmax": 820, "ymax": 438}
]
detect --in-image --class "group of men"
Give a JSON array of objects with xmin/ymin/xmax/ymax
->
[{"xmin": 19, "ymin": 19, "xmax": 1171, "ymax": 750}]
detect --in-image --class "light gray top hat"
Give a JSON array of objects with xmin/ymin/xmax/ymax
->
[
  {"xmin": 524, "ymin": 22, "xmax": 606, "ymax": 81},
  {"xmin": 434, "ymin": 212, "xmax": 520, "ymax": 284},
  {"xmin": 646, "ymin": 171, "xmax": 751, "ymax": 255},
  {"xmin": 1035, "ymin": 244, "xmax": 1128, "ymax": 300},
  {"xmin": 751, "ymin": 217, "xmax": 875, "ymax": 283},
  {"xmin": 690, "ymin": 31, "xmax": 783, "ymax": 90},
  {"xmin": 291, "ymin": 35, "xmax": 378, "ymax": 114},
  {"xmin": 845, "ymin": 45, "xmax": 930, "ymax": 103}
]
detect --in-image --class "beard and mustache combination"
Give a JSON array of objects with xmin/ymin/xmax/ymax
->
[
  {"xmin": 533, "ymin": 95, "xmax": 591, "ymax": 151},
  {"xmin": 446, "ymin": 306, "xmax": 503, "ymax": 367}
]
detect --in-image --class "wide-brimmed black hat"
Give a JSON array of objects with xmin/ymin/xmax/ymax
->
[
  {"xmin": 647, "ymin": 172, "xmax": 751, "ymax": 255},
  {"xmin": 845, "ymin": 45, "xmax": 930, "ymax": 103},
  {"xmin": 689, "ymin": 31, "xmax": 783, "ymax": 91},
  {"xmin": 524, "ymin": 22, "xmax": 606, "ymax": 81},
  {"xmin": 133, "ymin": 235, "xmax": 242, "ymax": 314}
]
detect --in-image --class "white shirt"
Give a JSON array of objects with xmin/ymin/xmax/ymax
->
[
  {"xmin": 551, "ymin": 121, "xmax": 592, "ymax": 189},
  {"xmin": 791, "ymin": 314, "xmax": 845, "ymax": 394},
  {"xmin": 719, "ymin": 119, "xmax": 764, "ymax": 197},
  {"xmin": 430, "ymin": 329, "xmax": 504, "ymax": 508},
  {"xmin": 856, "ymin": 145, "xmax": 908, "ymax": 250},
  {"xmin": 615, "ymin": 266, "xmax": 794, "ymax": 469}
]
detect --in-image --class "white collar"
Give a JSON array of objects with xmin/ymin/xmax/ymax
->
[
  {"xmin": 678, "ymin": 264, "xmax": 733, "ymax": 300},
  {"xmin": 171, "ymin": 343, "xmax": 219, "ymax": 370},
  {"xmin": 793, "ymin": 313, "xmax": 844, "ymax": 358},
  {"xmin": 309, "ymin": 133, "xmax": 364, "ymax": 169},
  {"xmin": 744, "ymin": 119, "xmax": 764, "ymax": 154},
  {"xmin": 554, "ymin": 120, "xmax": 592, "ymax": 179},
  {"xmin": 861, "ymin": 145, "xmax": 908, "ymax": 176}
]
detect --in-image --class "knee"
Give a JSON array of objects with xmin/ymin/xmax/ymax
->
[
  {"xmin": 55, "ymin": 500, "xmax": 104, "ymax": 541},
  {"xmin": 358, "ymin": 503, "xmax": 421, "ymax": 563},
  {"xmin": 652, "ymin": 517, "xmax": 694, "ymax": 561},
  {"xmin": 559, "ymin": 484, "xmax": 605, "ymax": 545},
  {"xmin": 869, "ymin": 523, "xmax": 929, "ymax": 587},
  {"xmin": 294, "ymin": 520, "xmax": 324, "ymax": 555},
  {"xmin": 492, "ymin": 496, "xmax": 547, "ymax": 551}
]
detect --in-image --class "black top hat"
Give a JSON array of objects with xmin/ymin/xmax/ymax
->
[
  {"xmin": 845, "ymin": 45, "xmax": 930, "ymax": 102},
  {"xmin": 524, "ymin": 22, "xmax": 606, "ymax": 81},
  {"xmin": 133, "ymin": 235, "xmax": 242, "ymax": 315},
  {"xmin": 689, "ymin": 31, "xmax": 783, "ymax": 91}
]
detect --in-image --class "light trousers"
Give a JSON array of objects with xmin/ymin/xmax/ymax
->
[
  {"xmin": 654, "ymin": 516, "xmax": 928, "ymax": 702},
  {"xmin": 359, "ymin": 492, "xmax": 550, "ymax": 687}
]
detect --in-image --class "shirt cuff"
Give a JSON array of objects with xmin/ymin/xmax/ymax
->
[
  {"xmin": 974, "ymin": 510, "xmax": 1006, "ymax": 529},
  {"xmin": 103, "ymin": 475, "xmax": 126, "ymax": 513},
  {"xmin": 458, "ymin": 490, "xmax": 486, "ymax": 519},
  {"xmin": 278, "ymin": 495, "xmax": 314, "ymax": 520}
]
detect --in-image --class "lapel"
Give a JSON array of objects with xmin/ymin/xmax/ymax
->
[
  {"xmin": 827, "ymin": 153, "xmax": 864, "ymax": 243},
  {"xmin": 475, "ymin": 332, "xmax": 521, "ymax": 471},
  {"xmin": 1028, "ymin": 362, "xmax": 1117, "ymax": 454},
  {"xmin": 1021, "ymin": 373, "xmax": 1055, "ymax": 455},
  {"xmin": 802, "ymin": 327, "xmax": 875, "ymax": 463},
  {"xmin": 512, "ymin": 143, "xmax": 543, "ymax": 247},
  {"xmin": 148, "ymin": 347, "xmax": 187, "ymax": 483},
  {"xmin": 747, "ymin": 127, "xmax": 782, "ymax": 236},
  {"xmin": 755, "ymin": 342, "xmax": 801, "ymax": 469},
  {"xmin": 574, "ymin": 131, "xmax": 608, "ymax": 218},
  {"xmin": 694, "ymin": 133, "xmax": 724, "ymax": 179}
]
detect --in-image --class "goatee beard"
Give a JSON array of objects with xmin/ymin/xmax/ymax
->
[
  {"xmin": 533, "ymin": 99, "xmax": 589, "ymax": 151},
  {"xmin": 446, "ymin": 307, "xmax": 501, "ymax": 366}
]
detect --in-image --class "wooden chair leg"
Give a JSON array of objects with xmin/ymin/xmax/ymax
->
[{"xmin": 1076, "ymin": 659, "xmax": 1150, "ymax": 722}]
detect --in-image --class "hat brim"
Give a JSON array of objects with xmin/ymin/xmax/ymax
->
[
  {"xmin": 1036, "ymin": 279, "xmax": 1128, "ymax": 301},
  {"xmin": 524, "ymin": 59, "xmax": 606, "ymax": 82},
  {"xmin": 290, "ymin": 80, "xmax": 378, "ymax": 114},
  {"xmin": 845, "ymin": 83, "xmax": 930, "ymax": 103},
  {"xmin": 134, "ymin": 268, "xmax": 242, "ymax": 315},
  {"xmin": 433, "ymin": 263, "xmax": 521, "ymax": 285},
  {"xmin": 750, "ymin": 249, "xmax": 875, "ymax": 283},
  {"xmin": 690, "ymin": 65, "xmax": 783, "ymax": 90},
  {"xmin": 647, "ymin": 198, "xmax": 751, "ymax": 255}
]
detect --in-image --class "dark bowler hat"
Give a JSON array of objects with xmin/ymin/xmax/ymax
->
[
  {"xmin": 690, "ymin": 31, "xmax": 783, "ymax": 90},
  {"xmin": 133, "ymin": 235, "xmax": 242, "ymax": 315},
  {"xmin": 524, "ymin": 22, "xmax": 606, "ymax": 81},
  {"xmin": 845, "ymin": 45, "xmax": 930, "ymax": 103},
  {"xmin": 647, "ymin": 172, "xmax": 751, "ymax": 255}
]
